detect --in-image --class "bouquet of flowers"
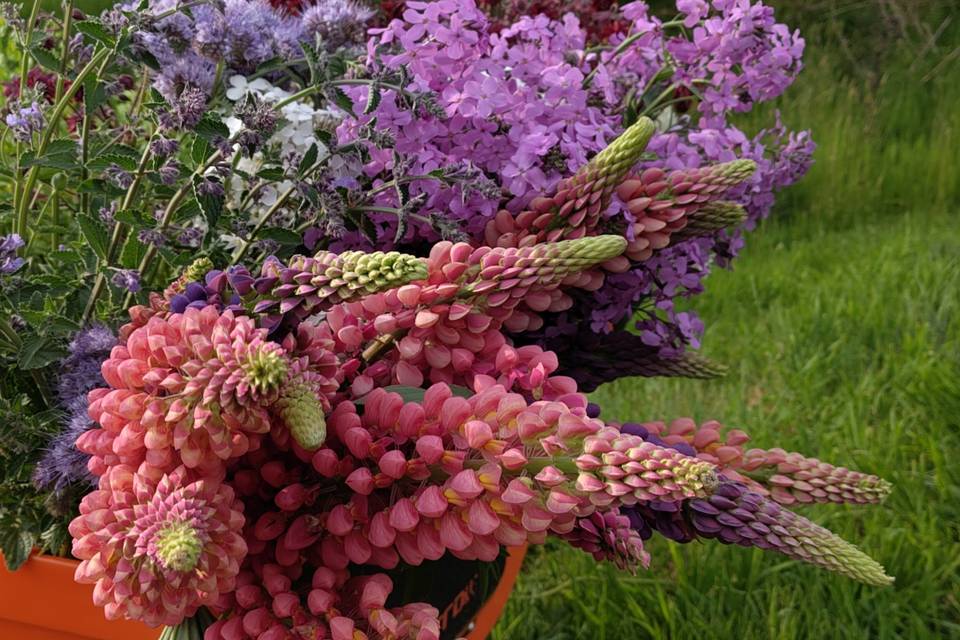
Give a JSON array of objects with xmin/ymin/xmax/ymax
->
[{"xmin": 0, "ymin": 0, "xmax": 886, "ymax": 638}]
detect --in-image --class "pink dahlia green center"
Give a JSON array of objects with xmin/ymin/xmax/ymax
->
[
  {"xmin": 241, "ymin": 347, "xmax": 289, "ymax": 395},
  {"xmin": 153, "ymin": 520, "xmax": 203, "ymax": 572}
]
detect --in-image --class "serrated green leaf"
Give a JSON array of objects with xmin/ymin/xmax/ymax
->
[
  {"xmin": 257, "ymin": 227, "xmax": 303, "ymax": 245},
  {"xmin": 257, "ymin": 167, "xmax": 286, "ymax": 181},
  {"xmin": 83, "ymin": 74, "xmax": 108, "ymax": 116},
  {"xmin": 364, "ymin": 81, "xmax": 382, "ymax": 115},
  {"xmin": 191, "ymin": 135, "xmax": 212, "ymax": 167},
  {"xmin": 0, "ymin": 530, "xmax": 36, "ymax": 571},
  {"xmin": 326, "ymin": 56, "xmax": 346, "ymax": 80},
  {"xmin": 76, "ymin": 214, "xmax": 110, "ymax": 260},
  {"xmin": 105, "ymin": 143, "xmax": 141, "ymax": 160},
  {"xmin": 46, "ymin": 139, "xmax": 79, "ymax": 156},
  {"xmin": 76, "ymin": 178, "xmax": 125, "ymax": 196},
  {"xmin": 18, "ymin": 334, "xmax": 66, "ymax": 370},
  {"xmin": 302, "ymin": 40, "xmax": 321, "ymax": 86},
  {"xmin": 30, "ymin": 46, "xmax": 60, "ymax": 71},
  {"xmin": 192, "ymin": 176, "xmax": 223, "ymax": 232},
  {"xmin": 194, "ymin": 114, "xmax": 230, "ymax": 142},
  {"xmin": 21, "ymin": 141, "xmax": 79, "ymax": 169},
  {"xmin": 119, "ymin": 232, "xmax": 148, "ymax": 269},
  {"xmin": 87, "ymin": 152, "xmax": 137, "ymax": 172},
  {"xmin": 329, "ymin": 86, "xmax": 355, "ymax": 116},
  {"xmin": 114, "ymin": 209, "xmax": 152, "ymax": 228},
  {"xmin": 299, "ymin": 142, "xmax": 318, "ymax": 176},
  {"xmin": 74, "ymin": 20, "xmax": 115, "ymax": 47}
]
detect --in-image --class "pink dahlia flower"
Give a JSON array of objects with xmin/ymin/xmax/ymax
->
[{"xmin": 69, "ymin": 466, "xmax": 247, "ymax": 626}]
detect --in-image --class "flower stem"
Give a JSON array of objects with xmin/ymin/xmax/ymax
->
[
  {"xmin": 81, "ymin": 137, "xmax": 158, "ymax": 324},
  {"xmin": 16, "ymin": 47, "xmax": 112, "ymax": 237}
]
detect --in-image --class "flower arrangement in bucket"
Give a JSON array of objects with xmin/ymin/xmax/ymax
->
[{"xmin": 0, "ymin": 0, "xmax": 889, "ymax": 638}]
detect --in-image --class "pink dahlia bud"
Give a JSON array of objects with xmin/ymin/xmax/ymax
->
[{"xmin": 69, "ymin": 467, "xmax": 246, "ymax": 626}]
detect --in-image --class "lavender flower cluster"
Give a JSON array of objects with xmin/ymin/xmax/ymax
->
[
  {"xmin": 126, "ymin": 0, "xmax": 372, "ymax": 127},
  {"xmin": 33, "ymin": 325, "xmax": 117, "ymax": 493}
]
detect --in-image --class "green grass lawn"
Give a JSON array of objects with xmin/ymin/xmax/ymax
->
[{"xmin": 494, "ymin": 15, "xmax": 960, "ymax": 640}]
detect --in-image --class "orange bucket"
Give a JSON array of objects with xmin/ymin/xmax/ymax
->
[{"xmin": 0, "ymin": 547, "xmax": 526, "ymax": 640}]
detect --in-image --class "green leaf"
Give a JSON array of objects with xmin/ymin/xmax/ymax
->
[
  {"xmin": 191, "ymin": 135, "xmax": 212, "ymax": 167},
  {"xmin": 76, "ymin": 214, "xmax": 110, "ymax": 260},
  {"xmin": 18, "ymin": 334, "xmax": 66, "ymax": 370},
  {"xmin": 105, "ymin": 144, "xmax": 141, "ymax": 161},
  {"xmin": 299, "ymin": 142, "xmax": 319, "ymax": 176},
  {"xmin": 76, "ymin": 178, "xmax": 125, "ymax": 197},
  {"xmin": 257, "ymin": 227, "xmax": 302, "ymax": 245},
  {"xmin": 192, "ymin": 176, "xmax": 224, "ymax": 232},
  {"xmin": 0, "ymin": 529, "xmax": 35, "ymax": 571},
  {"xmin": 257, "ymin": 167, "xmax": 286, "ymax": 181},
  {"xmin": 364, "ymin": 81, "xmax": 382, "ymax": 115},
  {"xmin": 29, "ymin": 46, "xmax": 60, "ymax": 72},
  {"xmin": 354, "ymin": 384, "xmax": 472, "ymax": 406},
  {"xmin": 329, "ymin": 86, "xmax": 355, "ymax": 116},
  {"xmin": 302, "ymin": 40, "xmax": 321, "ymax": 86},
  {"xmin": 21, "ymin": 140, "xmax": 79, "ymax": 169},
  {"xmin": 83, "ymin": 74, "xmax": 108, "ymax": 116},
  {"xmin": 326, "ymin": 55, "xmax": 346, "ymax": 80},
  {"xmin": 114, "ymin": 209, "xmax": 153, "ymax": 228},
  {"xmin": 194, "ymin": 114, "xmax": 230, "ymax": 142},
  {"xmin": 87, "ymin": 152, "xmax": 137, "ymax": 172},
  {"xmin": 74, "ymin": 20, "xmax": 115, "ymax": 47},
  {"xmin": 119, "ymin": 232, "xmax": 148, "ymax": 269}
]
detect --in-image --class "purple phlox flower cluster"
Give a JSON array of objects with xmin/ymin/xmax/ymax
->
[
  {"xmin": 330, "ymin": 0, "xmax": 813, "ymax": 361},
  {"xmin": 0, "ymin": 233, "xmax": 26, "ymax": 275},
  {"xmin": 5, "ymin": 101, "xmax": 44, "ymax": 142},
  {"xmin": 35, "ymin": 325, "xmax": 118, "ymax": 493},
  {"xmin": 601, "ymin": 0, "xmax": 804, "ymax": 124},
  {"xmin": 336, "ymin": 0, "xmax": 617, "ymax": 245}
]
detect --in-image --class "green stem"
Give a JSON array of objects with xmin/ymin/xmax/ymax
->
[
  {"xmin": 12, "ymin": 0, "xmax": 43, "ymax": 223},
  {"xmin": 640, "ymin": 82, "xmax": 681, "ymax": 118},
  {"xmin": 582, "ymin": 20, "xmax": 684, "ymax": 89},
  {"xmin": 273, "ymin": 79, "xmax": 411, "ymax": 111},
  {"xmin": 229, "ymin": 183, "xmax": 299, "ymax": 264},
  {"xmin": 18, "ymin": 0, "xmax": 42, "ymax": 98},
  {"xmin": 80, "ymin": 136, "xmax": 160, "ymax": 324},
  {"xmin": 53, "ymin": 0, "xmax": 76, "ymax": 106},
  {"xmin": 16, "ymin": 47, "xmax": 112, "ymax": 236},
  {"xmin": 119, "ymin": 149, "xmax": 226, "ymax": 308}
]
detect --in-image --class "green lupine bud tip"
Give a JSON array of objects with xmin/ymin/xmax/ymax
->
[
  {"xmin": 278, "ymin": 379, "xmax": 327, "ymax": 450},
  {"xmin": 591, "ymin": 117, "xmax": 656, "ymax": 175},
  {"xmin": 182, "ymin": 258, "xmax": 214, "ymax": 285},
  {"xmin": 720, "ymin": 159, "xmax": 757, "ymax": 182},
  {"xmin": 555, "ymin": 234, "xmax": 627, "ymax": 263}
]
